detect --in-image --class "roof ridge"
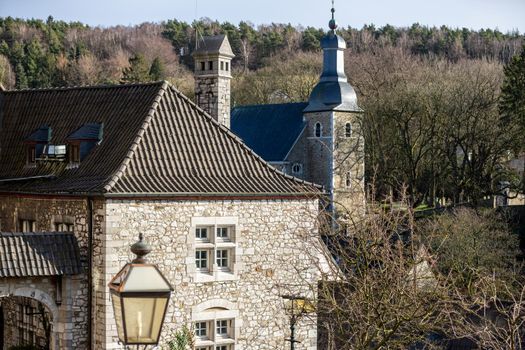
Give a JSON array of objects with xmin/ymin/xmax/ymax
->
[
  {"xmin": 232, "ymin": 101, "xmax": 308, "ymax": 110},
  {"xmin": 102, "ymin": 81, "xmax": 170, "ymax": 192},
  {"xmin": 166, "ymin": 85, "xmax": 322, "ymax": 191},
  {"xmin": 3, "ymin": 80, "xmax": 166, "ymax": 94}
]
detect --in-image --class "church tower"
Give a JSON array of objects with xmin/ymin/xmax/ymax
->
[
  {"xmin": 303, "ymin": 3, "xmax": 365, "ymax": 217},
  {"xmin": 193, "ymin": 34, "xmax": 235, "ymax": 128}
]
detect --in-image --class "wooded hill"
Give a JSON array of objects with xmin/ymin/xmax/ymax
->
[{"xmin": 0, "ymin": 16, "xmax": 523, "ymax": 92}]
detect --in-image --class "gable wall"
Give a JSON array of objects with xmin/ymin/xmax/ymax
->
[{"xmin": 98, "ymin": 197, "xmax": 324, "ymax": 349}]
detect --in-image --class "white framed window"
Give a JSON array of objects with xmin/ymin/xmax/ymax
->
[
  {"xmin": 345, "ymin": 122, "xmax": 352, "ymax": 137},
  {"xmin": 19, "ymin": 219, "xmax": 36, "ymax": 233},
  {"xmin": 291, "ymin": 163, "xmax": 303, "ymax": 175},
  {"xmin": 191, "ymin": 217, "xmax": 240, "ymax": 282},
  {"xmin": 314, "ymin": 122, "xmax": 322, "ymax": 137},
  {"xmin": 54, "ymin": 222, "xmax": 74, "ymax": 232},
  {"xmin": 193, "ymin": 304, "xmax": 238, "ymax": 350}
]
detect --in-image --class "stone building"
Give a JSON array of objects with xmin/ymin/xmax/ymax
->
[
  {"xmin": 196, "ymin": 9, "xmax": 366, "ymax": 219},
  {"xmin": 0, "ymin": 81, "xmax": 327, "ymax": 349}
]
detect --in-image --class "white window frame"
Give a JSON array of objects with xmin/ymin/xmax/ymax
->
[
  {"xmin": 192, "ymin": 303, "xmax": 240, "ymax": 350},
  {"xmin": 291, "ymin": 163, "xmax": 303, "ymax": 175},
  {"xmin": 19, "ymin": 219, "xmax": 36, "ymax": 233},
  {"xmin": 189, "ymin": 217, "xmax": 240, "ymax": 283}
]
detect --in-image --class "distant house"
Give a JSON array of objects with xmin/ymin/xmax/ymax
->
[{"xmin": 0, "ymin": 81, "xmax": 327, "ymax": 349}]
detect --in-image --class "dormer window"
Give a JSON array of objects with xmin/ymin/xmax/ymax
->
[
  {"xmin": 200, "ymin": 61, "xmax": 206, "ymax": 71},
  {"xmin": 208, "ymin": 61, "xmax": 213, "ymax": 70},
  {"xmin": 24, "ymin": 125, "xmax": 51, "ymax": 166},
  {"xmin": 345, "ymin": 123, "xmax": 352, "ymax": 137},
  {"xmin": 315, "ymin": 122, "xmax": 322, "ymax": 137},
  {"xmin": 43, "ymin": 144, "xmax": 67, "ymax": 159},
  {"xmin": 66, "ymin": 122, "xmax": 103, "ymax": 164}
]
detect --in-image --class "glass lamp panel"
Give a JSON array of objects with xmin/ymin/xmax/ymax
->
[
  {"xmin": 110, "ymin": 293, "xmax": 125, "ymax": 341},
  {"xmin": 123, "ymin": 266, "xmax": 171, "ymax": 292},
  {"xmin": 122, "ymin": 296, "xmax": 168, "ymax": 344}
]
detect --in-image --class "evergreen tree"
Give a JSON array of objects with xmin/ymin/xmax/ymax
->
[
  {"xmin": 15, "ymin": 63, "xmax": 28, "ymax": 89},
  {"xmin": 121, "ymin": 54, "xmax": 150, "ymax": 83},
  {"xmin": 500, "ymin": 46, "xmax": 525, "ymax": 138},
  {"xmin": 149, "ymin": 57, "xmax": 165, "ymax": 81}
]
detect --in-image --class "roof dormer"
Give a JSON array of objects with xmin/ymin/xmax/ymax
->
[{"xmin": 66, "ymin": 123, "xmax": 104, "ymax": 164}]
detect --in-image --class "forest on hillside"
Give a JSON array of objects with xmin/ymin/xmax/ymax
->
[{"xmin": 0, "ymin": 16, "xmax": 524, "ymax": 206}]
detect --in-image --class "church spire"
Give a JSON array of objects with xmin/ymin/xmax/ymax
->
[{"xmin": 304, "ymin": 0, "xmax": 362, "ymax": 113}]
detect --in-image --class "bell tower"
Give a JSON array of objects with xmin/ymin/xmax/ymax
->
[
  {"xmin": 303, "ymin": 2, "xmax": 365, "ymax": 218},
  {"xmin": 193, "ymin": 34, "xmax": 235, "ymax": 128}
]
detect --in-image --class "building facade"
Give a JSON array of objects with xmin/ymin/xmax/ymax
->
[{"xmin": 0, "ymin": 82, "xmax": 326, "ymax": 349}]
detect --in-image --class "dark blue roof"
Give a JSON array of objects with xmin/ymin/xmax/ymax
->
[
  {"xmin": 231, "ymin": 102, "xmax": 307, "ymax": 162},
  {"xmin": 25, "ymin": 125, "xmax": 51, "ymax": 142},
  {"xmin": 67, "ymin": 123, "xmax": 103, "ymax": 141}
]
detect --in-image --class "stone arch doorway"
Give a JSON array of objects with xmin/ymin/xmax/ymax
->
[{"xmin": 0, "ymin": 287, "xmax": 60, "ymax": 350}]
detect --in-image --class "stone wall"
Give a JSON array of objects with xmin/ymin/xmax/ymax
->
[
  {"xmin": 0, "ymin": 195, "xmax": 97, "ymax": 349},
  {"xmin": 98, "ymin": 198, "xmax": 324, "ymax": 350}
]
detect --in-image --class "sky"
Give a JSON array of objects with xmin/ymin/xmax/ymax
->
[{"xmin": 0, "ymin": 0, "xmax": 524, "ymax": 33}]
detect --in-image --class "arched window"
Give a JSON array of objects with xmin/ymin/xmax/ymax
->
[
  {"xmin": 315, "ymin": 122, "xmax": 322, "ymax": 137},
  {"xmin": 192, "ymin": 301, "xmax": 239, "ymax": 349},
  {"xmin": 292, "ymin": 163, "xmax": 303, "ymax": 175},
  {"xmin": 345, "ymin": 171, "xmax": 352, "ymax": 188},
  {"xmin": 345, "ymin": 122, "xmax": 352, "ymax": 137}
]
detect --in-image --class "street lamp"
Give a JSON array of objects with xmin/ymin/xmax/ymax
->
[
  {"xmin": 281, "ymin": 294, "xmax": 315, "ymax": 350},
  {"xmin": 109, "ymin": 233, "xmax": 173, "ymax": 348}
]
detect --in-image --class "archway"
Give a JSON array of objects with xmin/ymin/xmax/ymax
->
[{"xmin": 0, "ymin": 287, "xmax": 60, "ymax": 350}]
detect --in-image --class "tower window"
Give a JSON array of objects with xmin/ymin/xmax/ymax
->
[
  {"xmin": 315, "ymin": 122, "xmax": 322, "ymax": 137},
  {"xmin": 200, "ymin": 61, "xmax": 205, "ymax": 71},
  {"xmin": 345, "ymin": 123, "xmax": 352, "ymax": 137},
  {"xmin": 208, "ymin": 61, "xmax": 213, "ymax": 70},
  {"xmin": 225, "ymin": 62, "xmax": 229, "ymax": 71},
  {"xmin": 345, "ymin": 171, "xmax": 352, "ymax": 188},
  {"xmin": 220, "ymin": 61, "xmax": 224, "ymax": 70},
  {"xmin": 292, "ymin": 163, "xmax": 303, "ymax": 175}
]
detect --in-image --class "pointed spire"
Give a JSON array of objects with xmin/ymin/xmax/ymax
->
[{"xmin": 329, "ymin": 0, "xmax": 338, "ymax": 32}]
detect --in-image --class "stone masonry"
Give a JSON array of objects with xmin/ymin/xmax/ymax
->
[{"xmin": 97, "ymin": 197, "xmax": 325, "ymax": 350}]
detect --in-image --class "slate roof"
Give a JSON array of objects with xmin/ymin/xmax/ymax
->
[
  {"xmin": 231, "ymin": 102, "xmax": 308, "ymax": 162},
  {"xmin": 194, "ymin": 34, "xmax": 234, "ymax": 57},
  {"xmin": 0, "ymin": 82, "xmax": 319, "ymax": 196},
  {"xmin": 0, "ymin": 232, "xmax": 82, "ymax": 277}
]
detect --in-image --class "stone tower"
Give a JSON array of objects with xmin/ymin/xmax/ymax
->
[
  {"xmin": 193, "ymin": 34, "xmax": 235, "ymax": 128},
  {"xmin": 303, "ymin": 5, "xmax": 365, "ymax": 218}
]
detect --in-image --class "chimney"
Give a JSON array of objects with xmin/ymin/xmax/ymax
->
[{"xmin": 193, "ymin": 34, "xmax": 235, "ymax": 128}]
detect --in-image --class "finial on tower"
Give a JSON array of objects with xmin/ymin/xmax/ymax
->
[{"xmin": 329, "ymin": 0, "xmax": 338, "ymax": 32}]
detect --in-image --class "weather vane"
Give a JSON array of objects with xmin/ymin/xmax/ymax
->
[{"xmin": 329, "ymin": 0, "xmax": 338, "ymax": 32}]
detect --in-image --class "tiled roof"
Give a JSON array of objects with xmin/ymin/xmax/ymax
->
[
  {"xmin": 0, "ymin": 232, "xmax": 82, "ymax": 277},
  {"xmin": 67, "ymin": 123, "xmax": 103, "ymax": 141},
  {"xmin": 231, "ymin": 102, "xmax": 308, "ymax": 162},
  {"xmin": 0, "ymin": 82, "xmax": 320, "ymax": 196}
]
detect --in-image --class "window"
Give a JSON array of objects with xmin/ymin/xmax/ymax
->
[
  {"xmin": 345, "ymin": 171, "xmax": 352, "ymax": 188},
  {"xmin": 196, "ymin": 227, "xmax": 209, "ymax": 241},
  {"xmin": 208, "ymin": 61, "xmax": 213, "ymax": 70},
  {"xmin": 345, "ymin": 122, "xmax": 352, "ymax": 137},
  {"xmin": 291, "ymin": 163, "xmax": 303, "ymax": 175},
  {"xmin": 43, "ymin": 144, "xmax": 67, "ymax": 159},
  {"xmin": 220, "ymin": 61, "xmax": 224, "ymax": 70},
  {"xmin": 191, "ymin": 217, "xmax": 239, "ymax": 282},
  {"xmin": 201, "ymin": 61, "xmax": 206, "ymax": 71},
  {"xmin": 193, "ymin": 318, "xmax": 235, "ymax": 350},
  {"xmin": 69, "ymin": 144, "xmax": 80, "ymax": 163},
  {"xmin": 196, "ymin": 250, "xmax": 209, "ymax": 270},
  {"xmin": 54, "ymin": 222, "xmax": 74, "ymax": 232},
  {"xmin": 315, "ymin": 122, "xmax": 322, "ymax": 137},
  {"xmin": 225, "ymin": 62, "xmax": 229, "ymax": 71},
  {"xmin": 19, "ymin": 219, "xmax": 36, "ymax": 233}
]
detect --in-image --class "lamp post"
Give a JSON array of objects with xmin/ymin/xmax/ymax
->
[
  {"xmin": 108, "ymin": 234, "xmax": 173, "ymax": 349},
  {"xmin": 281, "ymin": 294, "xmax": 315, "ymax": 350}
]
